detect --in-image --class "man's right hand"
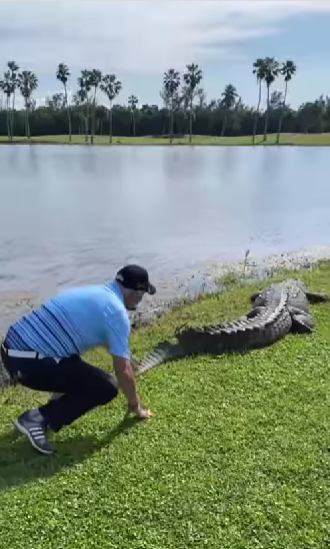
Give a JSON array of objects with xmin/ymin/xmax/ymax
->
[
  {"xmin": 128, "ymin": 400, "xmax": 153, "ymax": 419},
  {"xmin": 112, "ymin": 355, "xmax": 153, "ymax": 419}
]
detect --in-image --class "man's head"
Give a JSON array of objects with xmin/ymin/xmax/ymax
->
[{"xmin": 115, "ymin": 264, "xmax": 156, "ymax": 310}]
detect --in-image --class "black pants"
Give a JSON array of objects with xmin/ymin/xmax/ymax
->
[{"xmin": 1, "ymin": 346, "xmax": 119, "ymax": 432}]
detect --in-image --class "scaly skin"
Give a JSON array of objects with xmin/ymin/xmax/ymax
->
[{"xmin": 133, "ymin": 279, "xmax": 329, "ymax": 376}]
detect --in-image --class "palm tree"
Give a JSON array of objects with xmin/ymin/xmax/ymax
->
[
  {"xmin": 263, "ymin": 57, "xmax": 280, "ymax": 142},
  {"xmin": 196, "ymin": 88, "xmax": 206, "ymax": 109},
  {"xmin": 276, "ymin": 60, "xmax": 297, "ymax": 144},
  {"xmin": 7, "ymin": 61, "xmax": 19, "ymax": 138},
  {"xmin": 220, "ymin": 84, "xmax": 238, "ymax": 136},
  {"xmin": 160, "ymin": 87, "xmax": 170, "ymax": 135},
  {"xmin": 46, "ymin": 92, "xmax": 65, "ymax": 111},
  {"xmin": 78, "ymin": 70, "xmax": 92, "ymax": 142},
  {"xmin": 88, "ymin": 69, "xmax": 102, "ymax": 144},
  {"xmin": 252, "ymin": 58, "xmax": 267, "ymax": 144},
  {"xmin": 18, "ymin": 70, "xmax": 38, "ymax": 140},
  {"xmin": 162, "ymin": 69, "xmax": 180, "ymax": 140},
  {"xmin": 56, "ymin": 63, "xmax": 72, "ymax": 142},
  {"xmin": 270, "ymin": 90, "xmax": 284, "ymax": 109},
  {"xmin": 180, "ymin": 85, "xmax": 191, "ymax": 135},
  {"xmin": 0, "ymin": 71, "xmax": 13, "ymax": 139},
  {"xmin": 183, "ymin": 63, "xmax": 203, "ymax": 143},
  {"xmin": 73, "ymin": 88, "xmax": 87, "ymax": 135},
  {"xmin": 128, "ymin": 95, "xmax": 138, "ymax": 136},
  {"xmin": 100, "ymin": 74, "xmax": 122, "ymax": 143}
]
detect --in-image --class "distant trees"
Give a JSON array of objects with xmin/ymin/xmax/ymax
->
[
  {"xmin": 18, "ymin": 70, "xmax": 38, "ymax": 139},
  {"xmin": 183, "ymin": 63, "xmax": 203, "ymax": 143},
  {"xmin": 159, "ymin": 64, "xmax": 205, "ymax": 141},
  {"xmin": 100, "ymin": 74, "xmax": 122, "ymax": 143},
  {"xmin": 77, "ymin": 70, "xmax": 92, "ymax": 142},
  {"xmin": 0, "ymin": 61, "xmax": 19, "ymax": 139},
  {"xmin": 161, "ymin": 69, "xmax": 180, "ymax": 140},
  {"xmin": 262, "ymin": 57, "xmax": 280, "ymax": 141},
  {"xmin": 56, "ymin": 63, "xmax": 72, "ymax": 141},
  {"xmin": 3, "ymin": 91, "xmax": 330, "ymax": 140},
  {"xmin": 276, "ymin": 60, "xmax": 297, "ymax": 144},
  {"xmin": 251, "ymin": 56, "xmax": 296, "ymax": 144},
  {"xmin": 89, "ymin": 69, "xmax": 103, "ymax": 144},
  {"xmin": 0, "ymin": 56, "xmax": 317, "ymax": 143},
  {"xmin": 8, "ymin": 61, "xmax": 19, "ymax": 137},
  {"xmin": 220, "ymin": 84, "xmax": 239, "ymax": 136},
  {"xmin": 0, "ymin": 70, "xmax": 13, "ymax": 139},
  {"xmin": 252, "ymin": 58, "xmax": 267, "ymax": 144},
  {"xmin": 128, "ymin": 95, "xmax": 138, "ymax": 136}
]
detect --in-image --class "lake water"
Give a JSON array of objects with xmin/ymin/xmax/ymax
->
[{"xmin": 1, "ymin": 144, "xmax": 330, "ymax": 331}]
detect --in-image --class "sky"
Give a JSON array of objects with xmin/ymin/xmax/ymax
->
[{"xmin": 1, "ymin": 0, "xmax": 330, "ymax": 110}]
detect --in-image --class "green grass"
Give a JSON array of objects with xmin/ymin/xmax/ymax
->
[
  {"xmin": 1, "ymin": 133, "xmax": 330, "ymax": 146},
  {"xmin": 1, "ymin": 262, "xmax": 330, "ymax": 548}
]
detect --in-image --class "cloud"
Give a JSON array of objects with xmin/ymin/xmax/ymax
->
[{"xmin": 1, "ymin": 0, "xmax": 330, "ymax": 104}]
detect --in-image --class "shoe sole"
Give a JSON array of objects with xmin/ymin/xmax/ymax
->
[{"xmin": 13, "ymin": 420, "xmax": 54, "ymax": 455}]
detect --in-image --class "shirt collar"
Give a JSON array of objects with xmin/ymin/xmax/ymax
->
[{"xmin": 106, "ymin": 280, "xmax": 124, "ymax": 303}]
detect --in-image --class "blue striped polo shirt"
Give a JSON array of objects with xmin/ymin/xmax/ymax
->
[{"xmin": 5, "ymin": 281, "xmax": 131, "ymax": 359}]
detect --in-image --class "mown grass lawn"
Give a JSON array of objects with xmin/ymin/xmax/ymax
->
[
  {"xmin": 1, "ymin": 133, "xmax": 330, "ymax": 146},
  {"xmin": 1, "ymin": 262, "xmax": 330, "ymax": 548}
]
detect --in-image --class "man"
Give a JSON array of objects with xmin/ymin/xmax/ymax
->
[{"xmin": 0, "ymin": 264, "xmax": 155, "ymax": 455}]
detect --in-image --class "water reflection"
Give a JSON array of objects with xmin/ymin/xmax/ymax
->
[{"xmin": 0, "ymin": 143, "xmax": 330, "ymax": 331}]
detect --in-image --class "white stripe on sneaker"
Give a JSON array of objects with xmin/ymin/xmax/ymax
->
[{"xmin": 13, "ymin": 420, "xmax": 54, "ymax": 455}]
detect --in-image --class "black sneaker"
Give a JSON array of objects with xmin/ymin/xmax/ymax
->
[{"xmin": 13, "ymin": 410, "xmax": 55, "ymax": 455}]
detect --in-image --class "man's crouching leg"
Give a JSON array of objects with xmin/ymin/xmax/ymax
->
[
  {"xmin": 40, "ymin": 371, "xmax": 119, "ymax": 433},
  {"xmin": 15, "ymin": 359, "xmax": 119, "ymax": 456}
]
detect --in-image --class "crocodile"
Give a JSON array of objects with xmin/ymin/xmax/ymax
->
[{"xmin": 131, "ymin": 278, "xmax": 329, "ymax": 376}]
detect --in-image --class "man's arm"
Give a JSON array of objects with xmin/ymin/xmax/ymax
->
[
  {"xmin": 104, "ymin": 306, "xmax": 152, "ymax": 418},
  {"xmin": 112, "ymin": 355, "xmax": 139, "ymax": 408},
  {"xmin": 112, "ymin": 355, "xmax": 152, "ymax": 418}
]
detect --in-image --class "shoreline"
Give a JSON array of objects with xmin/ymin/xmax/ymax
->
[
  {"xmin": 1, "ymin": 133, "xmax": 330, "ymax": 147},
  {"xmin": 1, "ymin": 246, "xmax": 330, "ymax": 335},
  {"xmin": 129, "ymin": 245, "xmax": 330, "ymax": 329}
]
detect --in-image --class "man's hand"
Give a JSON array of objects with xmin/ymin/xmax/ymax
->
[
  {"xmin": 112, "ymin": 355, "xmax": 153, "ymax": 419},
  {"xmin": 127, "ymin": 400, "xmax": 153, "ymax": 419}
]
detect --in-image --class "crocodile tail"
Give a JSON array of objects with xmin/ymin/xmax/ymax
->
[{"xmin": 133, "ymin": 341, "xmax": 187, "ymax": 376}]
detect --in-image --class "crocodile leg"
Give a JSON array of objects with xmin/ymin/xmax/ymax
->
[
  {"xmin": 250, "ymin": 291, "xmax": 260, "ymax": 303},
  {"xmin": 305, "ymin": 291, "xmax": 330, "ymax": 303},
  {"xmin": 246, "ymin": 306, "xmax": 267, "ymax": 318},
  {"xmin": 288, "ymin": 306, "xmax": 315, "ymax": 333}
]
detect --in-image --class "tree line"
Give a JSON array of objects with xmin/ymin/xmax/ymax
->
[{"xmin": 1, "ymin": 57, "xmax": 330, "ymax": 142}]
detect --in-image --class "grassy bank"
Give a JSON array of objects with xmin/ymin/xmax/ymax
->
[
  {"xmin": 1, "ymin": 133, "xmax": 330, "ymax": 146},
  {"xmin": 1, "ymin": 262, "xmax": 330, "ymax": 548}
]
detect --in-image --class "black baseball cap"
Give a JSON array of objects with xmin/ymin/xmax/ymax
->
[{"xmin": 115, "ymin": 264, "xmax": 156, "ymax": 295}]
